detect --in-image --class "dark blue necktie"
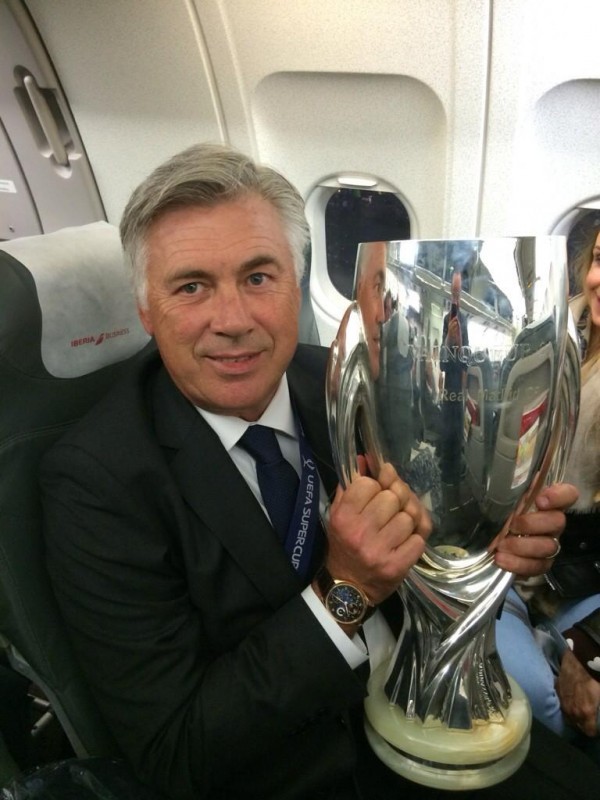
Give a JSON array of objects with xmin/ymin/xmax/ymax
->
[{"xmin": 239, "ymin": 425, "xmax": 300, "ymax": 542}]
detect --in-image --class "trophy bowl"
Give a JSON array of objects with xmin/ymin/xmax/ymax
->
[{"xmin": 326, "ymin": 236, "xmax": 579, "ymax": 790}]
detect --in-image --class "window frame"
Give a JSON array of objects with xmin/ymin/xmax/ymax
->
[
  {"xmin": 305, "ymin": 175, "xmax": 416, "ymax": 346},
  {"xmin": 552, "ymin": 198, "xmax": 600, "ymax": 297}
]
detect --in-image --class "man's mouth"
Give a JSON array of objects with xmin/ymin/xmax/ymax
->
[
  {"xmin": 210, "ymin": 354, "xmax": 256, "ymax": 363},
  {"xmin": 205, "ymin": 351, "xmax": 262, "ymax": 372}
]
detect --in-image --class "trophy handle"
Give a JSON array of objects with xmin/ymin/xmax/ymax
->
[
  {"xmin": 326, "ymin": 302, "xmax": 385, "ymax": 488},
  {"xmin": 543, "ymin": 310, "xmax": 581, "ymax": 485}
]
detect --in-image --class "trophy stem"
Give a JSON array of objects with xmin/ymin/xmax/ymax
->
[
  {"xmin": 386, "ymin": 564, "xmax": 513, "ymax": 727},
  {"xmin": 364, "ymin": 563, "xmax": 531, "ymax": 789}
]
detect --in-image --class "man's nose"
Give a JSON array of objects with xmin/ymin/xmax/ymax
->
[{"xmin": 210, "ymin": 286, "xmax": 254, "ymax": 335}]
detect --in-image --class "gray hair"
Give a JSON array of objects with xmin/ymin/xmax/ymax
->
[{"xmin": 119, "ymin": 143, "xmax": 310, "ymax": 306}]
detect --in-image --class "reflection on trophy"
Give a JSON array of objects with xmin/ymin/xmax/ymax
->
[{"xmin": 326, "ymin": 237, "xmax": 579, "ymax": 790}]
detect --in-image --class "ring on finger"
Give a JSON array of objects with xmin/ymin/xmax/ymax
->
[{"xmin": 546, "ymin": 536, "xmax": 561, "ymax": 560}]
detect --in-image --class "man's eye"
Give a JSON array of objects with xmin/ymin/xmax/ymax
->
[
  {"xmin": 248, "ymin": 273, "xmax": 268, "ymax": 286},
  {"xmin": 180, "ymin": 283, "xmax": 199, "ymax": 294}
]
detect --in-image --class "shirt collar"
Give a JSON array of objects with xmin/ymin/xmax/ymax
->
[{"xmin": 195, "ymin": 375, "xmax": 297, "ymax": 451}]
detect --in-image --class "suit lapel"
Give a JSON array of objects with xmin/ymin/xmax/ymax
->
[
  {"xmin": 287, "ymin": 349, "xmax": 339, "ymax": 503},
  {"xmin": 151, "ymin": 367, "xmax": 301, "ymax": 608}
]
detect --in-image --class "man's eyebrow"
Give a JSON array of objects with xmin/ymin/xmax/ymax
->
[
  {"xmin": 240, "ymin": 254, "xmax": 282, "ymax": 271},
  {"xmin": 166, "ymin": 254, "xmax": 282, "ymax": 285},
  {"xmin": 166, "ymin": 268, "xmax": 210, "ymax": 285}
]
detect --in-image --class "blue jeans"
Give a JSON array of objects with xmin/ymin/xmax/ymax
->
[{"xmin": 496, "ymin": 587, "xmax": 600, "ymax": 739}]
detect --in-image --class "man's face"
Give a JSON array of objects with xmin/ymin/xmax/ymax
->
[
  {"xmin": 356, "ymin": 242, "xmax": 386, "ymax": 379},
  {"xmin": 138, "ymin": 194, "xmax": 301, "ymax": 421}
]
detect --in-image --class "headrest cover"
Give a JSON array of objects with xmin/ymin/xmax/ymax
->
[{"xmin": 0, "ymin": 222, "xmax": 150, "ymax": 378}]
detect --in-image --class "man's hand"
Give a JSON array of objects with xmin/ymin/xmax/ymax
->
[
  {"xmin": 493, "ymin": 483, "xmax": 578, "ymax": 576},
  {"xmin": 323, "ymin": 463, "xmax": 431, "ymax": 606},
  {"xmin": 556, "ymin": 649, "xmax": 600, "ymax": 737}
]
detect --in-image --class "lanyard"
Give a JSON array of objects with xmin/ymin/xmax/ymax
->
[{"xmin": 283, "ymin": 422, "xmax": 322, "ymax": 581}]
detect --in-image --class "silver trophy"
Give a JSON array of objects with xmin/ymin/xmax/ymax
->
[{"xmin": 326, "ymin": 237, "xmax": 579, "ymax": 790}]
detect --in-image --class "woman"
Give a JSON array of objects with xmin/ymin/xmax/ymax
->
[
  {"xmin": 497, "ymin": 227, "xmax": 600, "ymax": 757},
  {"xmin": 563, "ymin": 228, "xmax": 600, "ymax": 512}
]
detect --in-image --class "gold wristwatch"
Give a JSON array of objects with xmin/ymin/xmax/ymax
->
[{"xmin": 316, "ymin": 566, "xmax": 375, "ymax": 625}]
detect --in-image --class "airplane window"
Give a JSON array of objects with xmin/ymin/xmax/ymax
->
[{"xmin": 325, "ymin": 189, "xmax": 410, "ymax": 299}]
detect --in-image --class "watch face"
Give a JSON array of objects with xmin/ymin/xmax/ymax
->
[{"xmin": 326, "ymin": 583, "xmax": 366, "ymax": 624}]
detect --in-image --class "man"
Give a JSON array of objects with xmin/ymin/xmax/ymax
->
[
  {"xmin": 355, "ymin": 241, "xmax": 386, "ymax": 380},
  {"xmin": 42, "ymin": 144, "xmax": 594, "ymax": 800},
  {"xmin": 439, "ymin": 268, "xmax": 469, "ymax": 496},
  {"xmin": 358, "ymin": 241, "xmax": 417, "ymax": 473}
]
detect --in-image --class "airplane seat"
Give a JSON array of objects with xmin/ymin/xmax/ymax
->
[{"xmin": 0, "ymin": 222, "xmax": 151, "ymax": 763}]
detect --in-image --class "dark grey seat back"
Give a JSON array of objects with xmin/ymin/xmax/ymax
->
[{"xmin": 0, "ymin": 222, "xmax": 150, "ymax": 757}]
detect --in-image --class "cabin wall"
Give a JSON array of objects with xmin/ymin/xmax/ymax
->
[
  {"xmin": 8, "ymin": 0, "xmax": 600, "ymax": 342},
  {"xmin": 24, "ymin": 0, "xmax": 600, "ymax": 232},
  {"xmin": 23, "ymin": 0, "xmax": 488, "ymax": 239},
  {"xmin": 482, "ymin": 0, "xmax": 600, "ymax": 236}
]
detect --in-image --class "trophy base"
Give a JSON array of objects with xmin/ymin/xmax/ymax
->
[{"xmin": 364, "ymin": 663, "xmax": 531, "ymax": 791}]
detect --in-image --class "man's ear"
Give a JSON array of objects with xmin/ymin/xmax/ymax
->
[{"xmin": 137, "ymin": 304, "xmax": 154, "ymax": 336}]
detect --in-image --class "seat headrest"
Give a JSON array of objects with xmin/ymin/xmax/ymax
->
[{"xmin": 0, "ymin": 222, "xmax": 150, "ymax": 378}]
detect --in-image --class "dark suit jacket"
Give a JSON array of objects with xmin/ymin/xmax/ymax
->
[
  {"xmin": 40, "ymin": 344, "xmax": 600, "ymax": 800},
  {"xmin": 41, "ymin": 344, "xmax": 369, "ymax": 800}
]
